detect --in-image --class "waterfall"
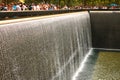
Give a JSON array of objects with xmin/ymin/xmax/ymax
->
[{"xmin": 0, "ymin": 12, "xmax": 92, "ymax": 80}]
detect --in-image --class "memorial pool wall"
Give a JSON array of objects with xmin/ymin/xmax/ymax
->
[{"xmin": 0, "ymin": 11, "xmax": 120, "ymax": 80}]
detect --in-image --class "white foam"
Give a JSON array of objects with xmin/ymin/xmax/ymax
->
[
  {"xmin": 93, "ymin": 48, "xmax": 120, "ymax": 51},
  {"xmin": 72, "ymin": 48, "xmax": 93, "ymax": 80}
]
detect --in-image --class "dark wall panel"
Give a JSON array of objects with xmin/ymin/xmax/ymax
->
[{"xmin": 90, "ymin": 11, "xmax": 120, "ymax": 49}]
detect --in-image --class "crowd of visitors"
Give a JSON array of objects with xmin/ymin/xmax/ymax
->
[
  {"xmin": 0, "ymin": 2, "xmax": 61, "ymax": 11},
  {"xmin": 0, "ymin": 2, "xmax": 120, "ymax": 11},
  {"xmin": 74, "ymin": 5, "xmax": 120, "ymax": 9}
]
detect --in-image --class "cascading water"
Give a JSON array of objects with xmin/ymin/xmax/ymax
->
[{"xmin": 0, "ymin": 12, "xmax": 92, "ymax": 80}]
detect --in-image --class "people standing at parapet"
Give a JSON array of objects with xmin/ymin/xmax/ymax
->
[
  {"xmin": 16, "ymin": 3, "xmax": 22, "ymax": 11},
  {"xmin": 1, "ymin": 1, "xmax": 119, "ymax": 11},
  {"xmin": 12, "ymin": 3, "xmax": 17, "ymax": 11},
  {"xmin": 22, "ymin": 3, "xmax": 27, "ymax": 11}
]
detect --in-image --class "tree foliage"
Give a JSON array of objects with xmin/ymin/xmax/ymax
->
[
  {"xmin": 5, "ymin": 0, "xmax": 120, "ymax": 7},
  {"xmin": 25, "ymin": 0, "xmax": 120, "ymax": 6}
]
